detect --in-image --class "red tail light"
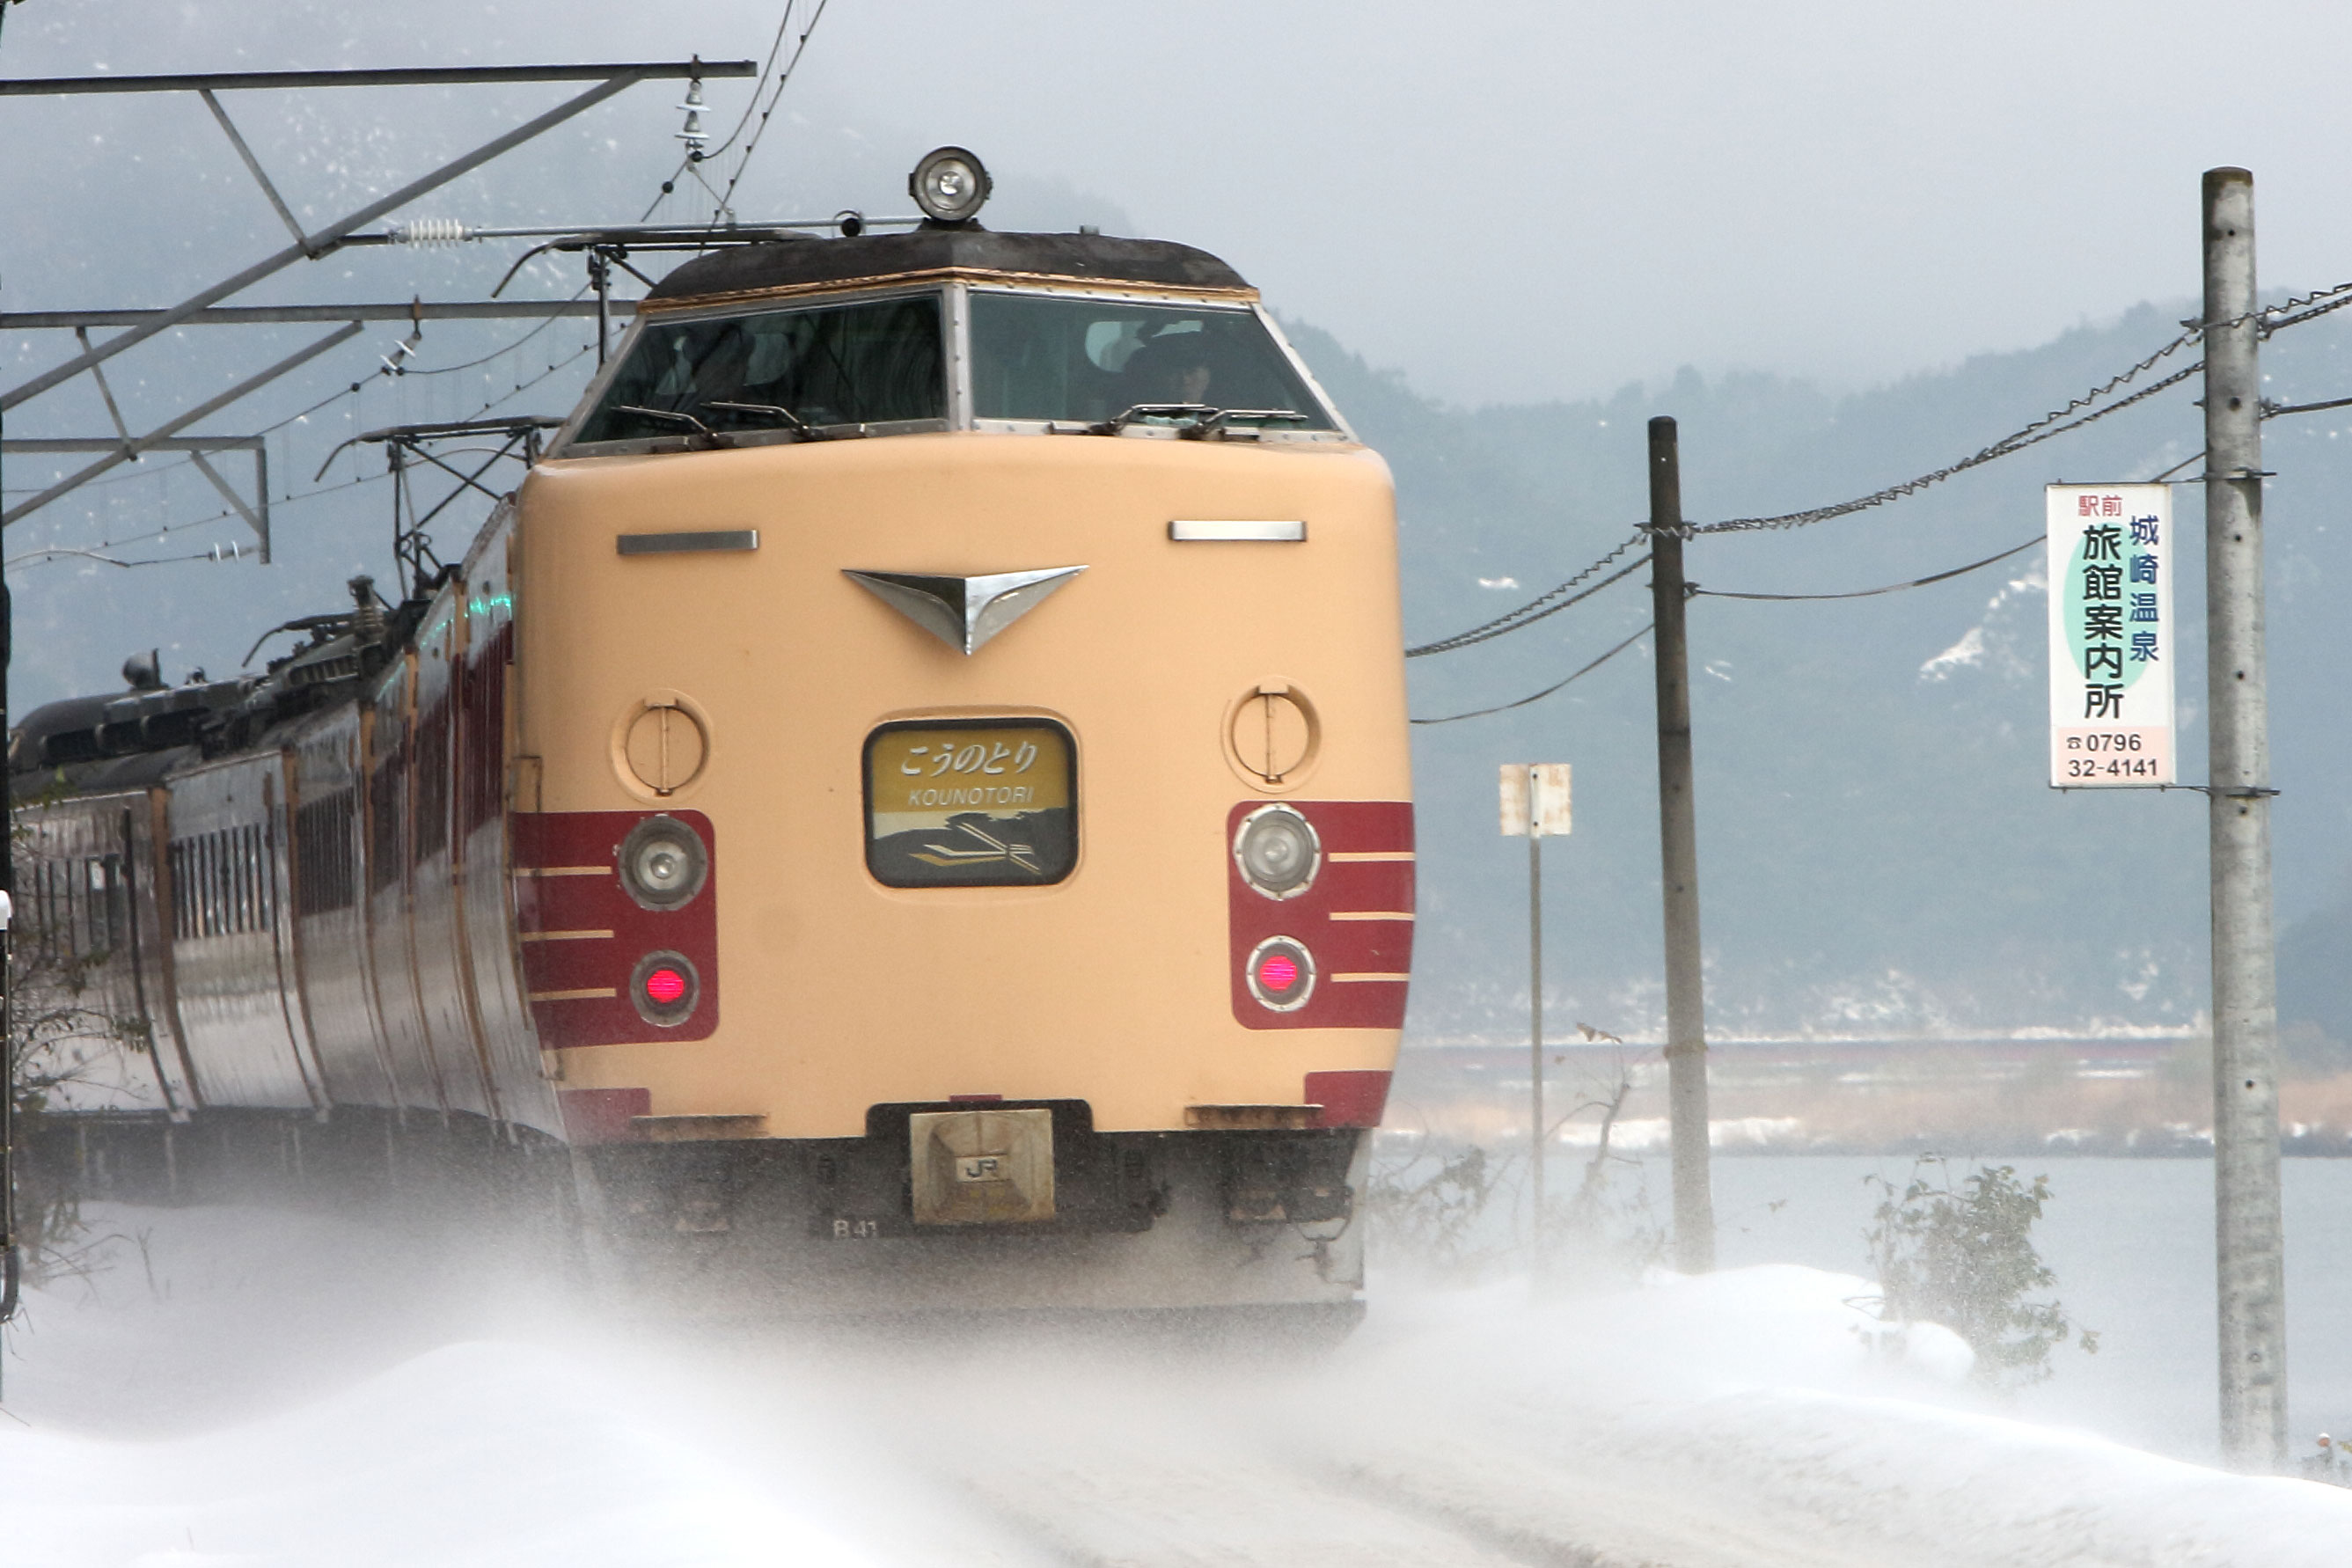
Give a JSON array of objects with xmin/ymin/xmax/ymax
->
[
  {"xmin": 1245, "ymin": 936, "xmax": 1315, "ymax": 1013},
  {"xmin": 630, "ymin": 949, "xmax": 700, "ymax": 1027}
]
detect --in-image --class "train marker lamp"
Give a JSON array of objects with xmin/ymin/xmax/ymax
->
[
  {"xmin": 1234, "ymin": 803, "xmax": 1320, "ymax": 899},
  {"xmin": 910, "ymin": 146, "xmax": 991, "ymax": 225}
]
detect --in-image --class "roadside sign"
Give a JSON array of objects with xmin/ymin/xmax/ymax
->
[
  {"xmin": 1499, "ymin": 763, "xmax": 1572, "ymax": 836},
  {"xmin": 2047, "ymin": 484, "xmax": 2174, "ymax": 787}
]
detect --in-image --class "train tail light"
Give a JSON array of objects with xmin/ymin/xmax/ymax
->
[
  {"xmin": 631, "ymin": 950, "xmax": 701, "ymax": 1027},
  {"xmin": 1245, "ymin": 936, "xmax": 1315, "ymax": 1013}
]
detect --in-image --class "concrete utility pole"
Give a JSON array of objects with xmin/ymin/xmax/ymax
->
[
  {"xmin": 1646, "ymin": 416, "xmax": 1715, "ymax": 1272},
  {"xmin": 2201, "ymin": 165, "xmax": 2289, "ymax": 1471}
]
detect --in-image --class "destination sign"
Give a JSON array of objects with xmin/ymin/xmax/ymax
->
[{"xmin": 864, "ymin": 720, "xmax": 1077, "ymax": 887}]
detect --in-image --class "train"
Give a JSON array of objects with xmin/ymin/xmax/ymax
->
[{"xmin": 6, "ymin": 151, "xmax": 1414, "ymax": 1323}]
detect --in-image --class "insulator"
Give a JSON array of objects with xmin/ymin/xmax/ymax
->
[
  {"xmin": 390, "ymin": 217, "xmax": 470, "ymax": 246},
  {"xmin": 676, "ymin": 78, "xmax": 709, "ymax": 154}
]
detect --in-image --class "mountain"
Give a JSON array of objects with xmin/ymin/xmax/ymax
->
[{"xmin": 1283, "ymin": 306, "xmax": 2352, "ymax": 1044}]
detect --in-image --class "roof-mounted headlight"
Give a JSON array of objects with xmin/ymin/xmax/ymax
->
[{"xmin": 910, "ymin": 146, "xmax": 991, "ymax": 225}]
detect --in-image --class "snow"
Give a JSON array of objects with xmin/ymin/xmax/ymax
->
[
  {"xmin": 4, "ymin": 1205, "xmax": 2348, "ymax": 1565},
  {"xmin": 4, "ymin": 1343, "xmax": 881, "ymax": 1568}
]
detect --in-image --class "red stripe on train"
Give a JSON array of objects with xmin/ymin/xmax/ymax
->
[{"xmin": 1306, "ymin": 1069, "xmax": 1390, "ymax": 1128}]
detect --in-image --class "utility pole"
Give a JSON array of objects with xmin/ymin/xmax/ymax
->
[
  {"xmin": 2201, "ymin": 165, "xmax": 2288, "ymax": 1471},
  {"xmin": 1647, "ymin": 416, "xmax": 1715, "ymax": 1273}
]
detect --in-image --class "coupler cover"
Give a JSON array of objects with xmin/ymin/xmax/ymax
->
[{"xmin": 909, "ymin": 1107, "xmax": 1056, "ymax": 1224}]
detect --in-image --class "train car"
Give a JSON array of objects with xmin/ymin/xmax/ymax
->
[{"xmin": 7, "ymin": 154, "xmax": 1414, "ymax": 1323}]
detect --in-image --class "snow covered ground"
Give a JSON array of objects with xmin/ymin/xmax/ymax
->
[{"xmin": 4, "ymin": 1203, "xmax": 2349, "ymax": 1566}]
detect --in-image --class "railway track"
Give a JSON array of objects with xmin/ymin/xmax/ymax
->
[{"xmin": 678, "ymin": 1322, "xmax": 1882, "ymax": 1568}]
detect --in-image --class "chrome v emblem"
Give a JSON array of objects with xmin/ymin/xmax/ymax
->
[{"xmin": 842, "ymin": 566, "xmax": 1087, "ymax": 656}]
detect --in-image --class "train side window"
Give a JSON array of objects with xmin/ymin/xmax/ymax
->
[
  {"xmin": 85, "ymin": 856, "xmax": 108, "ymax": 953},
  {"xmin": 176, "ymin": 840, "xmax": 194, "ymax": 941},
  {"xmin": 247, "ymin": 826, "xmax": 261, "ymax": 931},
  {"xmin": 862, "ymin": 719, "xmax": 1078, "ymax": 889},
  {"xmin": 60, "ymin": 854, "xmax": 79, "ymax": 957},
  {"xmin": 105, "ymin": 853, "xmax": 128, "ymax": 950}
]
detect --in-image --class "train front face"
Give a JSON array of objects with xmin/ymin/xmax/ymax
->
[{"xmin": 514, "ymin": 230, "xmax": 1411, "ymax": 1314}]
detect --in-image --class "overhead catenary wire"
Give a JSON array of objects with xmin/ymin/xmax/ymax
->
[
  {"xmin": 700, "ymin": 4, "xmax": 802, "ymax": 163},
  {"xmin": 1403, "ymin": 536, "xmax": 1648, "ymax": 658},
  {"xmin": 1402, "ymin": 280, "xmax": 2352, "ymax": 660},
  {"xmin": 702, "ymin": 0, "xmax": 832, "ymax": 230},
  {"xmin": 1690, "ymin": 532, "xmax": 2045, "ymax": 601},
  {"xmin": 1410, "ymin": 622, "xmax": 1654, "ymax": 726},
  {"xmin": 1684, "ymin": 278, "xmax": 2352, "ymax": 539},
  {"xmin": 1405, "ymin": 526, "xmax": 2054, "ymax": 724},
  {"xmin": 2, "ymin": 472, "xmax": 389, "ymax": 575},
  {"xmin": 7, "ymin": 43, "xmax": 794, "ymax": 575}
]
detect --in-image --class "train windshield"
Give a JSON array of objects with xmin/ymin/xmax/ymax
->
[
  {"xmin": 574, "ymin": 293, "xmax": 946, "ymax": 444},
  {"xmin": 968, "ymin": 294, "xmax": 1336, "ymax": 430}
]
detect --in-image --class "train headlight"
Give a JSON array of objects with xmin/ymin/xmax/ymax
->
[
  {"xmin": 909, "ymin": 146, "xmax": 992, "ymax": 224},
  {"xmin": 1234, "ymin": 804, "xmax": 1320, "ymax": 899},
  {"xmin": 619, "ymin": 815, "xmax": 709, "ymax": 911},
  {"xmin": 632, "ymin": 949, "xmax": 701, "ymax": 1027},
  {"xmin": 1245, "ymin": 935, "xmax": 1315, "ymax": 1013}
]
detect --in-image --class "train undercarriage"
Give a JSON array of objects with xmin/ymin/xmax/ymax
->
[{"xmin": 22, "ymin": 1104, "xmax": 1369, "ymax": 1327}]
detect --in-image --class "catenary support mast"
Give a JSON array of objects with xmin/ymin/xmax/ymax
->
[
  {"xmin": 2201, "ymin": 165, "xmax": 2288, "ymax": 1471},
  {"xmin": 1647, "ymin": 416, "xmax": 1714, "ymax": 1272}
]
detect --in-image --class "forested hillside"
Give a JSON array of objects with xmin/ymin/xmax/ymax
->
[{"xmin": 1286, "ymin": 307, "xmax": 2352, "ymax": 1044}]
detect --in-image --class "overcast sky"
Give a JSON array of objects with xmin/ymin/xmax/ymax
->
[
  {"xmin": 9, "ymin": 0, "xmax": 2352, "ymax": 407},
  {"xmin": 13, "ymin": 0, "xmax": 2352, "ymax": 411}
]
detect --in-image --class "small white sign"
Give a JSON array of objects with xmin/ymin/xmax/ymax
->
[
  {"xmin": 1500, "ymin": 763, "xmax": 1572, "ymax": 837},
  {"xmin": 2047, "ymin": 484, "xmax": 2174, "ymax": 787}
]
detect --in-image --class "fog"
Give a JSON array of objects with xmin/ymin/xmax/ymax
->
[{"xmin": 8, "ymin": 1189, "xmax": 2352, "ymax": 1564}]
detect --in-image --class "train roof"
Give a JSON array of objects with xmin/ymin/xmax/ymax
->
[
  {"xmin": 644, "ymin": 228, "xmax": 1254, "ymax": 306},
  {"xmin": 10, "ymin": 743, "xmax": 193, "ymax": 804}
]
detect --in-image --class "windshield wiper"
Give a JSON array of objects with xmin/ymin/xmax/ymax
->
[
  {"xmin": 617, "ymin": 406, "xmax": 732, "ymax": 449},
  {"xmin": 1080, "ymin": 404, "xmax": 1310, "ymax": 438},
  {"xmin": 702, "ymin": 399, "xmax": 840, "ymax": 441},
  {"xmin": 1184, "ymin": 408, "xmax": 1308, "ymax": 440},
  {"xmin": 1084, "ymin": 402, "xmax": 1217, "ymax": 436}
]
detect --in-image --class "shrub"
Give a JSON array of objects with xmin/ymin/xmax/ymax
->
[{"xmin": 1864, "ymin": 1157, "xmax": 2098, "ymax": 1385}]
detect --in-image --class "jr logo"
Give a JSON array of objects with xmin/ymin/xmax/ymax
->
[{"xmin": 956, "ymin": 1155, "xmax": 1004, "ymax": 1183}]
